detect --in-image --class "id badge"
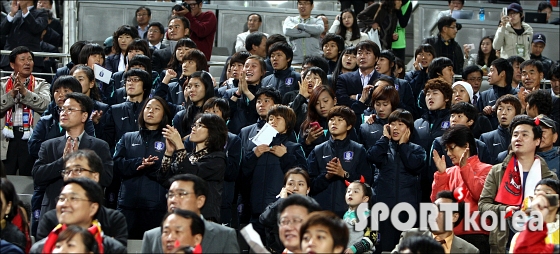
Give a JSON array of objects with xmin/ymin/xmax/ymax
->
[{"xmin": 516, "ymin": 44, "xmax": 525, "ymax": 56}]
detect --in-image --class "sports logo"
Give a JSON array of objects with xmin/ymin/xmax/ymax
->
[
  {"xmin": 154, "ymin": 141, "xmax": 165, "ymax": 151},
  {"xmin": 343, "ymin": 151, "xmax": 354, "ymax": 161}
]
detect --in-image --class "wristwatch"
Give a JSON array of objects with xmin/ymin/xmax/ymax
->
[{"xmin": 344, "ymin": 171, "xmax": 350, "ymax": 179}]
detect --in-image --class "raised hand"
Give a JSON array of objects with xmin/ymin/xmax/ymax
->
[
  {"xmin": 298, "ymin": 80, "xmax": 310, "ymax": 99},
  {"xmin": 432, "ymin": 149, "xmax": 447, "ymax": 173},
  {"xmin": 163, "ymin": 125, "xmax": 184, "ymax": 151},
  {"xmin": 365, "ymin": 114, "xmax": 377, "ymax": 125},
  {"xmin": 399, "ymin": 128, "xmax": 410, "ymax": 144},
  {"xmin": 326, "ymin": 157, "xmax": 345, "ymax": 179},
  {"xmin": 459, "ymin": 148, "xmax": 469, "ymax": 168},
  {"xmin": 359, "ymin": 85, "xmax": 374, "ymax": 104},
  {"xmin": 305, "ymin": 126, "xmax": 323, "ymax": 145},
  {"xmin": 382, "ymin": 124, "xmax": 390, "ymax": 139},
  {"xmin": 91, "ymin": 110, "xmax": 103, "ymax": 124}
]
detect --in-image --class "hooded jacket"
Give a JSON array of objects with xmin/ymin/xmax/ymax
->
[
  {"xmin": 261, "ymin": 68, "xmax": 301, "ymax": 96},
  {"xmin": 493, "ymin": 22, "xmax": 533, "ymax": 61}
]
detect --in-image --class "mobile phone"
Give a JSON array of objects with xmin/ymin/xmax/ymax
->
[
  {"xmin": 545, "ymin": 194, "xmax": 559, "ymax": 207},
  {"xmin": 502, "ymin": 7, "xmax": 507, "ymax": 17},
  {"xmin": 467, "ymin": 44, "xmax": 475, "ymax": 51},
  {"xmin": 310, "ymin": 121, "xmax": 320, "ymax": 130}
]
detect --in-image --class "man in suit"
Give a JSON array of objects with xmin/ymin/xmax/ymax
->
[
  {"xmin": 141, "ymin": 174, "xmax": 240, "ymax": 253},
  {"xmin": 391, "ymin": 190, "xmax": 479, "ymax": 253},
  {"xmin": 152, "ymin": 16, "xmax": 190, "ymax": 74},
  {"xmin": 336, "ymin": 40, "xmax": 383, "ymax": 107},
  {"xmin": 0, "ymin": 0, "xmax": 48, "ymax": 72},
  {"xmin": 32, "ymin": 92, "xmax": 113, "ymax": 221},
  {"xmin": 147, "ymin": 22, "xmax": 166, "ymax": 51}
]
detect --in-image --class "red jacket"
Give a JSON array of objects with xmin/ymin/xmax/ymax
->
[
  {"xmin": 185, "ymin": 11, "xmax": 217, "ymax": 61},
  {"xmin": 513, "ymin": 223, "xmax": 555, "ymax": 253},
  {"xmin": 431, "ymin": 156, "xmax": 492, "ymax": 236}
]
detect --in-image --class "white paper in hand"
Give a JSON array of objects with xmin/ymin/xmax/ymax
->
[
  {"xmin": 251, "ymin": 123, "xmax": 279, "ymax": 146},
  {"xmin": 94, "ymin": 64, "xmax": 112, "ymax": 84},
  {"xmin": 240, "ymin": 224, "xmax": 270, "ymax": 253}
]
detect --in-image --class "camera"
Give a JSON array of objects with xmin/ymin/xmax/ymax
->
[{"xmin": 172, "ymin": 2, "xmax": 191, "ymax": 12}]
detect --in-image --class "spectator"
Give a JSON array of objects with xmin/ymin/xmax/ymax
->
[
  {"xmin": 405, "ymin": 44, "xmax": 435, "ymax": 115},
  {"xmin": 537, "ymin": 1, "xmax": 554, "ymax": 24},
  {"xmin": 111, "ymin": 55, "xmax": 165, "ymax": 106},
  {"xmin": 394, "ymin": 57, "xmax": 405, "ymax": 79},
  {"xmin": 534, "ymin": 115, "xmax": 559, "ymax": 177},
  {"xmin": 416, "ymin": 57, "xmax": 455, "ymax": 116},
  {"xmin": 478, "ymin": 58, "xmax": 517, "ymax": 128},
  {"xmin": 264, "ymin": 34, "xmax": 288, "ymax": 76},
  {"xmin": 396, "ymin": 235, "xmax": 444, "ymax": 254},
  {"xmin": 450, "ymin": 81, "xmax": 492, "ymax": 139},
  {"xmin": 494, "ymin": 3, "xmax": 533, "ymax": 61},
  {"xmin": 391, "ymin": 190, "xmax": 479, "ymax": 253},
  {"xmin": 141, "ymin": 174, "xmax": 240, "ymax": 253},
  {"xmin": 519, "ymin": 59, "xmax": 560, "ymax": 123},
  {"xmin": 77, "ymin": 44, "xmax": 110, "ymax": 103},
  {"xmin": 367, "ymin": 109, "xmax": 425, "ymax": 251},
  {"xmin": 152, "ymin": 16, "xmax": 190, "ymax": 74},
  {"xmin": 51, "ymin": 41, "xmax": 87, "ymax": 85},
  {"xmin": 431, "ymin": 125, "xmax": 492, "ymax": 253},
  {"xmin": 39, "ymin": 9, "xmax": 62, "ymax": 49},
  {"xmin": 464, "ymin": 36, "xmax": 497, "ymax": 72},
  {"xmin": 105, "ymin": 25, "xmax": 140, "ymax": 73},
  {"xmin": 51, "ymin": 225, "xmax": 96, "ymax": 254},
  {"xmin": 357, "ymin": 0, "xmax": 401, "ymax": 50},
  {"xmin": 301, "ymin": 55, "xmax": 329, "ymax": 76},
  {"xmin": 391, "ymin": 0, "xmax": 412, "ymax": 62},
  {"xmin": 343, "ymin": 181, "xmax": 378, "ymax": 253},
  {"xmin": 526, "ymin": 90, "xmax": 552, "ymax": 119},
  {"xmin": 160, "ymin": 209, "xmax": 204, "ymax": 253},
  {"xmin": 462, "ymin": 65, "xmax": 483, "ymax": 105},
  {"xmin": 329, "ymin": 9, "xmax": 368, "ymax": 47},
  {"xmin": 110, "ymin": 39, "xmax": 152, "ymax": 91},
  {"xmin": 300, "ymin": 211, "xmax": 349, "ymax": 254},
  {"xmin": 235, "ymin": 13, "xmax": 267, "ymax": 53},
  {"xmin": 550, "ymin": 64, "xmax": 560, "ymax": 98},
  {"xmin": 0, "ymin": 178, "xmax": 26, "ymax": 252},
  {"xmin": 374, "ymin": 50, "xmax": 415, "ymax": 114},
  {"xmin": 0, "ymin": 0, "xmax": 48, "ymax": 73},
  {"xmin": 285, "ymin": 67, "xmax": 328, "ymax": 133},
  {"xmin": 262, "ymin": 42, "xmax": 301, "ymax": 95},
  {"xmin": 437, "ymin": 0, "xmax": 464, "ymax": 20},
  {"xmin": 172, "ymin": 0, "xmax": 217, "ymax": 61},
  {"xmin": 423, "ymin": 16, "xmax": 464, "ymax": 75},
  {"xmin": 217, "ymin": 51, "xmax": 250, "ymax": 96},
  {"xmin": 321, "ymin": 34, "xmax": 345, "ymax": 75},
  {"xmin": 506, "ymin": 55, "xmax": 524, "ymax": 90},
  {"xmin": 316, "ymin": 14, "xmax": 329, "ymax": 40},
  {"xmin": 479, "ymin": 94, "xmax": 521, "ymax": 164},
  {"xmin": 479, "ymin": 115, "xmax": 558, "ymax": 253},
  {"xmin": 135, "ymin": 6, "xmax": 151, "ymax": 39},
  {"xmin": 331, "ymin": 46, "xmax": 358, "ymax": 88},
  {"xmin": 1, "ymin": 46, "xmax": 51, "ymax": 176},
  {"xmin": 245, "ymin": 32, "xmax": 268, "ymax": 58},
  {"xmin": 283, "ymin": 0, "xmax": 324, "ymax": 64},
  {"xmin": 163, "ymin": 38, "xmax": 198, "ymax": 86},
  {"xmin": 339, "ymin": 0, "xmax": 366, "ymax": 16},
  {"xmin": 530, "ymin": 33, "xmax": 554, "ymax": 80},
  {"xmin": 30, "ymin": 178, "xmax": 126, "ymax": 253},
  {"xmin": 146, "ymin": 22, "xmax": 166, "ymax": 50},
  {"xmin": 359, "ymin": 80, "xmax": 399, "ymax": 149},
  {"xmin": 36, "ymin": 150, "xmax": 127, "ymax": 246}
]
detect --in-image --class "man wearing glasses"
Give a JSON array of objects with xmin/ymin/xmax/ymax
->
[
  {"xmin": 32, "ymin": 92, "xmax": 113, "ymax": 228},
  {"xmin": 146, "ymin": 22, "xmax": 166, "ymax": 50},
  {"xmin": 142, "ymin": 174, "xmax": 239, "ymax": 253},
  {"xmin": 135, "ymin": 6, "xmax": 152, "ymax": 39},
  {"xmin": 423, "ymin": 16, "xmax": 464, "ymax": 75},
  {"xmin": 283, "ymin": 0, "xmax": 324, "ymax": 64},
  {"xmin": 172, "ymin": 0, "xmax": 216, "ymax": 61},
  {"xmin": 35, "ymin": 150, "xmax": 127, "ymax": 246}
]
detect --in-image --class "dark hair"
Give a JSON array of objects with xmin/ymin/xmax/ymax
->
[
  {"xmin": 435, "ymin": 190, "xmax": 465, "ymax": 228},
  {"xmin": 69, "ymin": 65, "xmax": 101, "ymax": 102},
  {"xmin": 538, "ymin": 1, "xmax": 553, "ymax": 12},
  {"xmin": 299, "ymin": 211, "xmax": 349, "ymax": 253},
  {"xmin": 202, "ymin": 97, "xmax": 230, "ymax": 121},
  {"xmin": 267, "ymin": 105, "xmax": 297, "ymax": 134},
  {"xmin": 297, "ymin": 0, "xmax": 314, "ymax": 4},
  {"xmin": 520, "ymin": 59, "xmax": 544, "ymax": 74},
  {"xmin": 387, "ymin": 109, "xmax": 414, "ymax": 135},
  {"xmin": 56, "ymin": 225, "xmax": 97, "ymax": 253},
  {"xmin": 327, "ymin": 106, "xmax": 356, "ymax": 129},
  {"xmin": 112, "ymin": 25, "xmax": 140, "ymax": 54},
  {"xmin": 181, "ymin": 49, "xmax": 208, "ymax": 74},
  {"xmin": 169, "ymin": 174, "xmax": 209, "ymax": 197},
  {"xmin": 283, "ymin": 167, "xmax": 311, "ymax": 187},
  {"xmin": 265, "ymin": 34, "xmax": 287, "ymax": 57},
  {"xmin": 450, "ymin": 102, "xmax": 478, "ymax": 127},
  {"xmin": 496, "ymin": 94, "xmax": 522, "ymax": 115},
  {"xmin": 536, "ymin": 178, "xmax": 560, "ymax": 195},
  {"xmin": 169, "ymin": 15, "xmax": 191, "ymax": 30},
  {"xmin": 370, "ymin": 79, "xmax": 399, "ymax": 110},
  {"xmin": 77, "ymin": 43, "xmax": 105, "ymax": 66},
  {"xmin": 63, "ymin": 149, "xmax": 104, "ymax": 175},
  {"xmin": 278, "ymin": 194, "xmax": 322, "ymax": 220},
  {"xmin": 394, "ymin": 57, "xmax": 405, "ymax": 79},
  {"xmin": 245, "ymin": 32, "xmax": 266, "ymax": 52},
  {"xmin": 230, "ymin": 51, "xmax": 251, "ymax": 66},
  {"xmin": 52, "ymin": 75, "xmax": 83, "ymax": 98},
  {"xmin": 551, "ymin": 63, "xmax": 560, "ymax": 80},
  {"xmin": 9, "ymin": 46, "xmax": 34, "ymax": 63},
  {"xmin": 321, "ymin": 34, "xmax": 345, "ymax": 58},
  {"xmin": 0, "ymin": 178, "xmax": 19, "ymax": 222},
  {"xmin": 268, "ymin": 42, "xmax": 293, "ymax": 67},
  {"xmin": 441, "ymin": 124, "xmax": 478, "ymax": 156},
  {"xmin": 526, "ymin": 90, "xmax": 552, "ymax": 116},
  {"xmin": 302, "ymin": 67, "xmax": 328, "ymax": 88},
  {"xmin": 462, "ymin": 65, "xmax": 483, "ymax": 80},
  {"xmin": 125, "ymin": 39, "xmax": 152, "ymax": 60},
  {"xmin": 161, "ymin": 209, "xmax": 205, "ymax": 237},
  {"xmin": 69, "ymin": 41, "xmax": 87, "ymax": 64},
  {"xmin": 124, "ymin": 69, "xmax": 152, "ymax": 100},
  {"xmin": 355, "ymin": 40, "xmax": 380, "ymax": 58},
  {"xmin": 65, "ymin": 92, "xmax": 94, "ymax": 120},
  {"xmin": 138, "ymin": 96, "xmax": 172, "ymax": 130},
  {"xmin": 255, "ymin": 87, "xmax": 282, "ymax": 104},
  {"xmin": 509, "ymin": 115, "xmax": 543, "ymax": 142},
  {"xmin": 148, "ymin": 22, "xmax": 165, "ymax": 36},
  {"xmin": 424, "ymin": 78, "xmax": 453, "ymax": 109},
  {"xmin": 193, "ymin": 113, "xmax": 228, "ymax": 153},
  {"xmin": 414, "ymin": 44, "xmax": 436, "ymax": 61},
  {"xmin": 437, "ymin": 16, "xmax": 457, "ymax": 32},
  {"xmin": 491, "ymin": 58, "xmax": 514, "ymax": 86},
  {"xmin": 398, "ymin": 235, "xmax": 445, "ymax": 254},
  {"xmin": 245, "ymin": 55, "xmax": 267, "ymax": 81},
  {"xmin": 506, "ymin": 55, "xmax": 525, "ymax": 66},
  {"xmin": 63, "ymin": 178, "xmax": 104, "ymax": 216},
  {"xmin": 348, "ymin": 180, "xmax": 373, "ymax": 207},
  {"xmin": 247, "ymin": 13, "xmax": 262, "ymax": 22},
  {"xmin": 476, "ymin": 36, "xmax": 497, "ymax": 67},
  {"xmin": 301, "ymin": 85, "xmax": 336, "ymax": 131},
  {"xmin": 428, "ymin": 57, "xmax": 454, "ymax": 79},
  {"xmin": 128, "ymin": 54, "xmax": 153, "ymax": 78},
  {"xmin": 167, "ymin": 38, "xmax": 198, "ymax": 70},
  {"xmin": 302, "ymin": 55, "xmax": 329, "ymax": 75},
  {"xmin": 379, "ymin": 50, "xmax": 396, "ymax": 76},
  {"xmin": 136, "ymin": 6, "xmax": 151, "ymax": 17},
  {"xmin": 332, "ymin": 46, "xmax": 358, "ymax": 86},
  {"xmin": 181, "ymin": 71, "xmax": 215, "ymax": 134},
  {"xmin": 336, "ymin": 9, "xmax": 361, "ymax": 41}
]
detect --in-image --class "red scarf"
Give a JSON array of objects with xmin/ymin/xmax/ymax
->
[
  {"xmin": 2, "ymin": 74, "xmax": 35, "ymax": 140},
  {"xmin": 495, "ymin": 155, "xmax": 524, "ymax": 206},
  {"xmin": 42, "ymin": 221, "xmax": 104, "ymax": 254}
]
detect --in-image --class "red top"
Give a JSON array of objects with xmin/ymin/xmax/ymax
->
[
  {"xmin": 185, "ymin": 11, "xmax": 217, "ymax": 61},
  {"xmin": 513, "ymin": 223, "xmax": 555, "ymax": 253}
]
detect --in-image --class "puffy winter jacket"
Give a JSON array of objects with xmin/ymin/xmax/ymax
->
[{"xmin": 493, "ymin": 22, "xmax": 533, "ymax": 61}]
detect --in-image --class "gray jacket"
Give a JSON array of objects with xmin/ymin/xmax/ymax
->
[{"xmin": 282, "ymin": 16, "xmax": 324, "ymax": 64}]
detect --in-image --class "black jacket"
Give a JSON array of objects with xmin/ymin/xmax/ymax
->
[
  {"xmin": 359, "ymin": 117, "xmax": 387, "ymax": 150},
  {"xmin": 308, "ymin": 136, "xmax": 372, "ymax": 217},
  {"xmin": 476, "ymin": 85, "xmax": 518, "ymax": 129},
  {"xmin": 261, "ymin": 68, "xmax": 300, "ymax": 96},
  {"xmin": 0, "ymin": 222, "xmax": 25, "ymax": 252},
  {"xmin": 113, "ymin": 129, "xmax": 168, "ymax": 210},
  {"xmin": 423, "ymin": 35, "xmax": 464, "ymax": 75},
  {"xmin": 479, "ymin": 125, "xmax": 511, "ymax": 165},
  {"xmin": 104, "ymin": 53, "xmax": 121, "ymax": 73},
  {"xmin": 404, "ymin": 70, "xmax": 429, "ymax": 118},
  {"xmin": 36, "ymin": 206, "xmax": 128, "ymax": 246},
  {"xmin": 298, "ymin": 117, "xmax": 360, "ymax": 156},
  {"xmin": 152, "ymin": 47, "xmax": 172, "ymax": 74},
  {"xmin": 336, "ymin": 70, "xmax": 384, "ymax": 107},
  {"xmin": 223, "ymin": 84, "xmax": 261, "ymax": 134},
  {"xmin": 102, "ymin": 100, "xmax": 145, "ymax": 149}
]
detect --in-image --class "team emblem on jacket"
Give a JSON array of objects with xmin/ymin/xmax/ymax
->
[
  {"xmin": 441, "ymin": 121, "xmax": 450, "ymax": 129},
  {"xmin": 285, "ymin": 78, "xmax": 293, "ymax": 86},
  {"xmin": 343, "ymin": 151, "xmax": 354, "ymax": 161},
  {"xmin": 154, "ymin": 141, "xmax": 165, "ymax": 151}
]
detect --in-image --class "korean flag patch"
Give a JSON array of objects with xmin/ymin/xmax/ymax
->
[
  {"xmin": 154, "ymin": 141, "xmax": 165, "ymax": 151},
  {"xmin": 441, "ymin": 121, "xmax": 450, "ymax": 130},
  {"xmin": 285, "ymin": 78, "xmax": 294, "ymax": 86},
  {"xmin": 343, "ymin": 151, "xmax": 354, "ymax": 161}
]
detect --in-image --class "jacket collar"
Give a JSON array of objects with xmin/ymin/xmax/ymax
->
[
  {"xmin": 491, "ymin": 84, "xmax": 514, "ymax": 98},
  {"xmin": 499, "ymin": 153, "xmax": 554, "ymax": 178},
  {"xmin": 273, "ymin": 67, "xmax": 293, "ymax": 77},
  {"xmin": 329, "ymin": 135, "xmax": 350, "ymax": 148}
]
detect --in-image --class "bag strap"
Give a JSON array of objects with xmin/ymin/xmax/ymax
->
[{"xmin": 373, "ymin": 3, "xmax": 382, "ymax": 24}]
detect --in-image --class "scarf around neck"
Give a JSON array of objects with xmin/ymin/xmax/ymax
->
[
  {"xmin": 495, "ymin": 155, "xmax": 541, "ymax": 206},
  {"xmin": 2, "ymin": 74, "xmax": 35, "ymax": 140},
  {"xmin": 42, "ymin": 220, "xmax": 104, "ymax": 254}
]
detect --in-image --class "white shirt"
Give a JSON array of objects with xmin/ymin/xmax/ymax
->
[
  {"xmin": 149, "ymin": 42, "xmax": 163, "ymax": 50},
  {"xmin": 118, "ymin": 53, "xmax": 126, "ymax": 73},
  {"xmin": 6, "ymin": 5, "xmax": 34, "ymax": 21}
]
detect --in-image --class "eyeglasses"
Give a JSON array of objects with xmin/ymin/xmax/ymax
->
[
  {"xmin": 60, "ymin": 167, "xmax": 94, "ymax": 176},
  {"xmin": 191, "ymin": 123, "xmax": 206, "ymax": 129},
  {"xmin": 125, "ymin": 77, "xmax": 142, "ymax": 83},
  {"xmin": 279, "ymin": 217, "xmax": 304, "ymax": 226},
  {"xmin": 148, "ymin": 29, "xmax": 161, "ymax": 34},
  {"xmin": 297, "ymin": 1, "xmax": 311, "ymax": 6},
  {"xmin": 187, "ymin": 3, "xmax": 199, "ymax": 7},
  {"xmin": 467, "ymin": 77, "xmax": 483, "ymax": 82},
  {"xmin": 57, "ymin": 195, "xmax": 90, "ymax": 204},
  {"xmin": 136, "ymin": 13, "xmax": 148, "ymax": 17},
  {"xmin": 166, "ymin": 191, "xmax": 194, "ymax": 199},
  {"xmin": 58, "ymin": 107, "xmax": 84, "ymax": 114}
]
